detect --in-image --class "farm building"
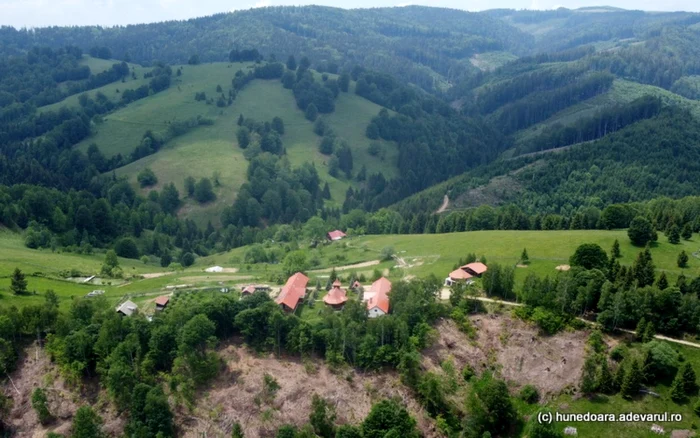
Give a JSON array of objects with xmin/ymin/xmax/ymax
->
[
  {"xmin": 154, "ymin": 296, "xmax": 170, "ymax": 312},
  {"xmin": 275, "ymin": 272, "xmax": 309, "ymax": 312},
  {"xmin": 327, "ymin": 230, "xmax": 347, "ymax": 241},
  {"xmin": 241, "ymin": 284, "xmax": 271, "ymax": 295},
  {"xmin": 363, "ymin": 277, "xmax": 392, "ymax": 318},
  {"xmin": 323, "ymin": 279, "xmax": 348, "ymax": 310},
  {"xmin": 116, "ymin": 300, "xmax": 138, "ymax": 317},
  {"xmin": 446, "ymin": 262, "xmax": 488, "ymax": 285}
]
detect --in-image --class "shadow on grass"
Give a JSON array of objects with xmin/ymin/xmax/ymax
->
[{"xmin": 588, "ymin": 394, "xmax": 610, "ymax": 404}]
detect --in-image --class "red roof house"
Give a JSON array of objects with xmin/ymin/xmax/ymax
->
[
  {"xmin": 275, "ymin": 272, "xmax": 309, "ymax": 311},
  {"xmin": 327, "ymin": 230, "xmax": 347, "ymax": 241},
  {"xmin": 323, "ymin": 280, "xmax": 348, "ymax": 309},
  {"xmin": 449, "ymin": 268, "xmax": 474, "ymax": 281},
  {"xmin": 241, "ymin": 285, "xmax": 256, "ymax": 295},
  {"xmin": 365, "ymin": 277, "xmax": 392, "ymax": 317}
]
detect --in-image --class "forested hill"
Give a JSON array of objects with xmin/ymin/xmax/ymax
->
[{"xmin": 3, "ymin": 6, "xmax": 699, "ymax": 94}]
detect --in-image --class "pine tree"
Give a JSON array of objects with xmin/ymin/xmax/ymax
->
[
  {"xmin": 10, "ymin": 267, "xmax": 27, "ymax": 295},
  {"xmin": 656, "ymin": 272, "xmax": 669, "ymax": 290},
  {"xmin": 680, "ymin": 362, "xmax": 698, "ymax": 395},
  {"xmin": 632, "ymin": 246, "xmax": 655, "ymax": 287},
  {"xmin": 580, "ymin": 356, "xmax": 598, "ymax": 394},
  {"xmin": 682, "ymin": 223, "xmax": 693, "ymax": 240},
  {"xmin": 322, "ymin": 183, "xmax": 331, "ymax": 200},
  {"xmin": 520, "ymin": 248, "xmax": 530, "ymax": 265},
  {"xmin": 642, "ymin": 322, "xmax": 656, "ymax": 344},
  {"xmin": 668, "ymin": 224, "xmax": 681, "ymax": 244},
  {"xmin": 31, "ymin": 388, "xmax": 52, "ymax": 425},
  {"xmin": 621, "ymin": 359, "xmax": 642, "ymax": 399},
  {"xmin": 237, "ymin": 114, "xmax": 244, "ymax": 126},
  {"xmin": 613, "ymin": 362, "xmax": 626, "ymax": 392},
  {"xmin": 635, "ymin": 318, "xmax": 648, "ymax": 342},
  {"xmin": 611, "ymin": 239, "xmax": 621, "ymax": 258},
  {"xmin": 678, "ymin": 250, "xmax": 689, "ymax": 268},
  {"xmin": 597, "ymin": 359, "xmax": 614, "ymax": 394},
  {"xmin": 670, "ymin": 369, "xmax": 687, "ymax": 403}
]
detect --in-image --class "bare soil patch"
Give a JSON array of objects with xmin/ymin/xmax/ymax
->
[
  {"xmin": 141, "ymin": 271, "xmax": 174, "ymax": 279},
  {"xmin": 516, "ymin": 264, "xmax": 528, "ymax": 268},
  {"xmin": 178, "ymin": 275, "xmax": 252, "ymax": 283},
  {"xmin": 424, "ymin": 315, "xmax": 589, "ymax": 397},
  {"xmin": 436, "ymin": 195, "xmax": 449, "ymax": 214},
  {"xmin": 555, "ymin": 265, "xmax": 571, "ymax": 271},
  {"xmin": 3, "ymin": 343, "xmax": 123, "ymax": 437},
  {"xmin": 181, "ymin": 342, "xmax": 437, "ymax": 438}
]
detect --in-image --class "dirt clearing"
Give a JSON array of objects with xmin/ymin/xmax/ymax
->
[
  {"xmin": 181, "ymin": 342, "xmax": 437, "ymax": 438},
  {"xmin": 310, "ymin": 260, "xmax": 380, "ymax": 273},
  {"xmin": 555, "ymin": 265, "xmax": 571, "ymax": 271},
  {"xmin": 424, "ymin": 315, "xmax": 589, "ymax": 397},
  {"xmin": 141, "ymin": 271, "xmax": 173, "ymax": 279}
]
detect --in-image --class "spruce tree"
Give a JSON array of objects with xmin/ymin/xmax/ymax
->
[
  {"xmin": 621, "ymin": 359, "xmax": 642, "ymax": 399},
  {"xmin": 678, "ymin": 250, "xmax": 689, "ymax": 268},
  {"xmin": 682, "ymin": 223, "xmax": 693, "ymax": 240},
  {"xmin": 597, "ymin": 359, "xmax": 614, "ymax": 394},
  {"xmin": 668, "ymin": 224, "xmax": 681, "ymax": 244},
  {"xmin": 642, "ymin": 322, "xmax": 656, "ymax": 344},
  {"xmin": 680, "ymin": 362, "xmax": 698, "ymax": 395},
  {"xmin": 635, "ymin": 318, "xmax": 648, "ymax": 342},
  {"xmin": 670, "ymin": 369, "xmax": 687, "ymax": 403},
  {"xmin": 31, "ymin": 388, "xmax": 52, "ymax": 425},
  {"xmin": 580, "ymin": 356, "xmax": 599, "ymax": 394},
  {"xmin": 632, "ymin": 246, "xmax": 655, "ymax": 287},
  {"xmin": 656, "ymin": 271, "xmax": 669, "ymax": 290},
  {"xmin": 613, "ymin": 362, "xmax": 626, "ymax": 392},
  {"xmin": 10, "ymin": 267, "xmax": 27, "ymax": 295},
  {"xmin": 520, "ymin": 248, "xmax": 530, "ymax": 265},
  {"xmin": 611, "ymin": 239, "xmax": 621, "ymax": 258}
]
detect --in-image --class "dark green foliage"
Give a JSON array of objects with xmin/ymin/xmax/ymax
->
[
  {"xmin": 682, "ymin": 223, "xmax": 693, "ymax": 240},
  {"xmin": 632, "ymin": 247, "xmax": 655, "ymax": 287},
  {"xmin": 305, "ymin": 103, "xmax": 318, "ymax": 121},
  {"xmin": 10, "ymin": 268, "xmax": 27, "ymax": 295},
  {"xmin": 137, "ymin": 168, "xmax": 158, "ymax": 187},
  {"xmin": 678, "ymin": 251, "xmax": 689, "ymax": 268},
  {"xmin": 362, "ymin": 399, "xmax": 419, "ymax": 438},
  {"xmin": 482, "ymin": 263, "xmax": 515, "ymax": 299},
  {"xmin": 668, "ymin": 224, "xmax": 681, "ymax": 244},
  {"xmin": 642, "ymin": 341, "xmax": 678, "ymax": 382},
  {"xmin": 569, "ymin": 243, "xmax": 608, "ymax": 270},
  {"xmin": 580, "ymin": 356, "xmax": 598, "ymax": 394},
  {"xmin": 194, "ymin": 178, "xmax": 216, "ymax": 203},
  {"xmin": 611, "ymin": 239, "xmax": 621, "ymax": 258},
  {"xmin": 520, "ymin": 248, "xmax": 530, "ymax": 265},
  {"xmin": 319, "ymin": 135, "xmax": 335, "ymax": 155},
  {"xmin": 286, "ymin": 55, "xmax": 297, "ymax": 71},
  {"xmin": 271, "ymin": 117, "xmax": 285, "ymax": 135},
  {"xmin": 628, "ymin": 217, "xmax": 656, "ymax": 246},
  {"xmin": 232, "ymin": 422, "xmax": 244, "ymax": 438},
  {"xmin": 31, "ymin": 388, "xmax": 52, "ymax": 425},
  {"xmin": 620, "ymin": 358, "xmax": 642, "ymax": 399},
  {"xmin": 518, "ymin": 385, "xmax": 539, "ymax": 404},
  {"xmin": 310, "ymin": 394, "xmax": 336, "ymax": 438},
  {"xmin": 180, "ymin": 252, "xmax": 195, "ymax": 267},
  {"xmin": 184, "ymin": 176, "xmax": 196, "ymax": 196},
  {"xmin": 524, "ymin": 409, "xmax": 563, "ymax": 438},
  {"xmin": 71, "ymin": 406, "xmax": 104, "ymax": 438},
  {"xmin": 237, "ymin": 127, "xmax": 251, "ymax": 148},
  {"xmin": 335, "ymin": 425, "xmax": 362, "ymax": 438},
  {"xmin": 464, "ymin": 374, "xmax": 518, "ymax": 438},
  {"xmin": 115, "ymin": 237, "xmax": 139, "ymax": 259}
]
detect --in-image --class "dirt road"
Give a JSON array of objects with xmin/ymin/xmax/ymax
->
[
  {"xmin": 436, "ymin": 195, "xmax": 449, "ymax": 213},
  {"xmin": 310, "ymin": 260, "xmax": 380, "ymax": 273}
]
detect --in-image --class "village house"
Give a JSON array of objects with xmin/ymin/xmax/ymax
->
[
  {"xmin": 275, "ymin": 272, "xmax": 309, "ymax": 312},
  {"xmin": 323, "ymin": 279, "xmax": 349, "ymax": 310},
  {"xmin": 154, "ymin": 295, "xmax": 170, "ymax": 312},
  {"xmin": 363, "ymin": 277, "xmax": 392, "ymax": 318},
  {"xmin": 116, "ymin": 300, "xmax": 138, "ymax": 317},
  {"xmin": 327, "ymin": 230, "xmax": 347, "ymax": 241}
]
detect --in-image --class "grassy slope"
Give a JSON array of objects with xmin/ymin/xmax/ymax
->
[
  {"xmin": 0, "ymin": 231, "xmax": 160, "ymax": 308},
  {"xmin": 79, "ymin": 63, "xmax": 397, "ymax": 225},
  {"xmin": 43, "ymin": 56, "xmax": 151, "ymax": 113}
]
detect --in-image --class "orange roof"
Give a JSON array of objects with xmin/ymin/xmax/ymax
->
[
  {"xmin": 154, "ymin": 296, "xmax": 170, "ymax": 306},
  {"xmin": 462, "ymin": 262, "xmax": 487, "ymax": 275},
  {"xmin": 449, "ymin": 269, "xmax": 473, "ymax": 280},
  {"xmin": 241, "ymin": 285, "xmax": 256, "ymax": 294},
  {"xmin": 323, "ymin": 286, "xmax": 348, "ymax": 306},
  {"xmin": 367, "ymin": 290, "xmax": 390, "ymax": 314},
  {"xmin": 275, "ymin": 272, "xmax": 309, "ymax": 310},
  {"xmin": 370, "ymin": 277, "xmax": 392, "ymax": 295}
]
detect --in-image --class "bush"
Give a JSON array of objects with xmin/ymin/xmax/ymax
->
[
  {"xmin": 628, "ymin": 216, "xmax": 655, "ymax": 246},
  {"xmin": 610, "ymin": 344, "xmax": 627, "ymax": 362},
  {"xmin": 180, "ymin": 252, "xmax": 195, "ymax": 267},
  {"xmin": 137, "ymin": 167, "xmax": 158, "ymax": 187},
  {"xmin": 530, "ymin": 307, "xmax": 565, "ymax": 335},
  {"xmin": 518, "ymin": 385, "xmax": 539, "ymax": 404},
  {"xmin": 462, "ymin": 364, "xmax": 476, "ymax": 381}
]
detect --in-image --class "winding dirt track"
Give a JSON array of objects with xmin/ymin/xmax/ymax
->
[{"xmin": 436, "ymin": 195, "xmax": 449, "ymax": 213}]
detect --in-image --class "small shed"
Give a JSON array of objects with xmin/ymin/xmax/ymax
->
[
  {"xmin": 154, "ymin": 295, "xmax": 170, "ymax": 311},
  {"xmin": 327, "ymin": 230, "xmax": 347, "ymax": 241},
  {"xmin": 116, "ymin": 300, "xmax": 138, "ymax": 317}
]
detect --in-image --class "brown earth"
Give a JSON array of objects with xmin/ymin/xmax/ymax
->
[
  {"xmin": 424, "ymin": 315, "xmax": 590, "ymax": 397},
  {"xmin": 310, "ymin": 260, "xmax": 380, "ymax": 273},
  {"xmin": 2, "ymin": 342, "xmax": 124, "ymax": 437},
  {"xmin": 179, "ymin": 342, "xmax": 437, "ymax": 438}
]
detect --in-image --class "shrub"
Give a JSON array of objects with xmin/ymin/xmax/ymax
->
[
  {"xmin": 610, "ymin": 345, "xmax": 627, "ymax": 362},
  {"xmin": 115, "ymin": 237, "xmax": 139, "ymax": 259},
  {"xmin": 519, "ymin": 385, "xmax": 539, "ymax": 404},
  {"xmin": 137, "ymin": 167, "xmax": 158, "ymax": 187}
]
